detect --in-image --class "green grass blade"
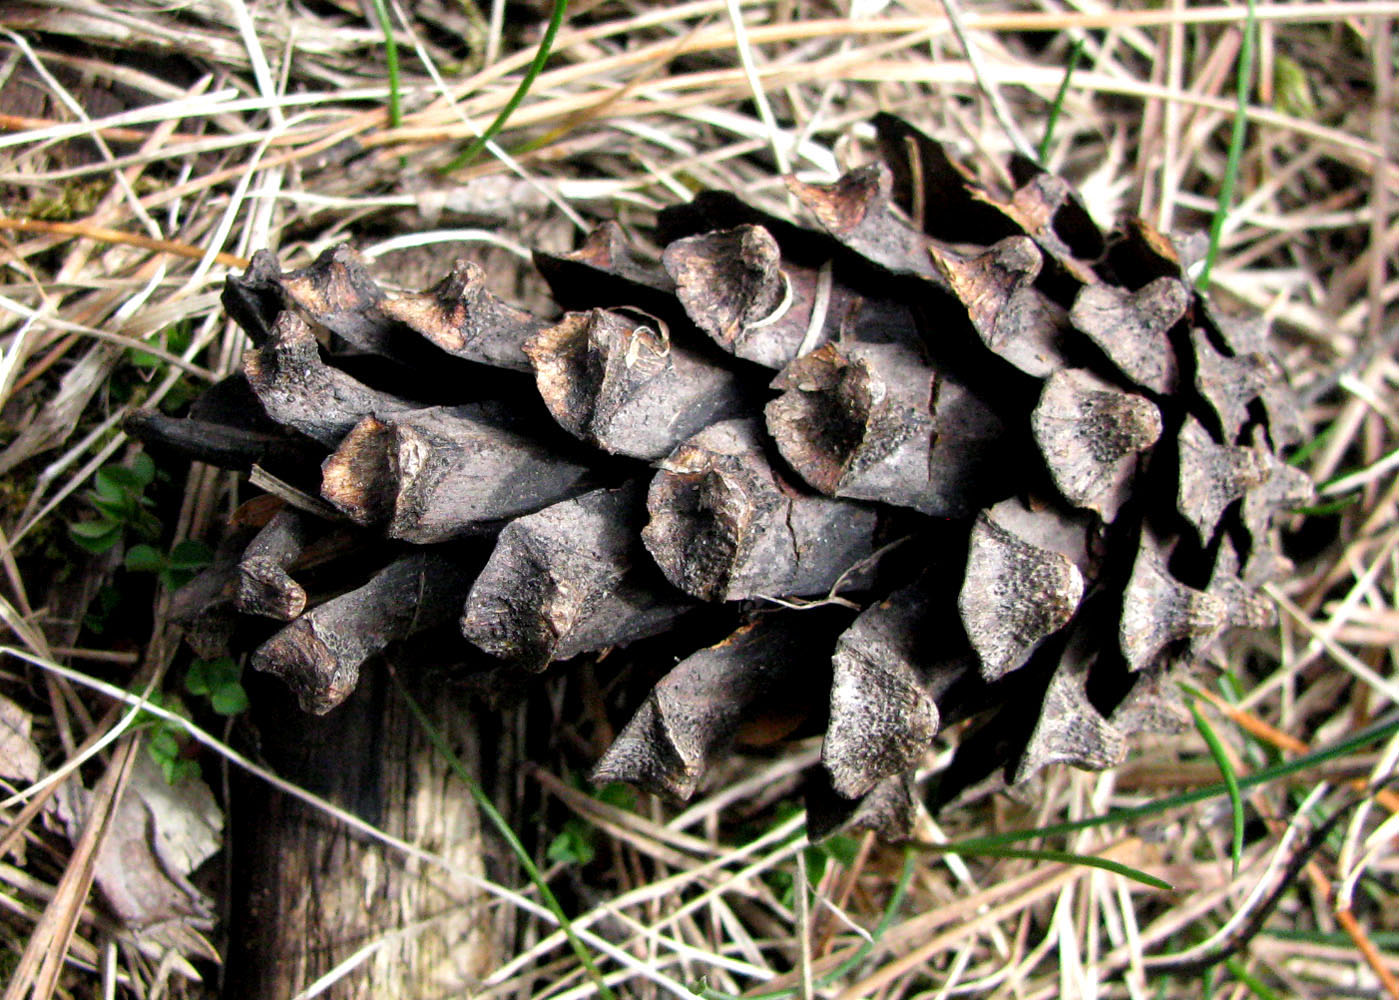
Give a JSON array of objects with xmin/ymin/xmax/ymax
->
[
  {"xmin": 391, "ymin": 670, "xmax": 617, "ymax": 1000},
  {"xmin": 1197, "ymin": 0, "xmax": 1257, "ymax": 290},
  {"xmin": 1266, "ymin": 928, "xmax": 1399, "ymax": 948},
  {"xmin": 370, "ymin": 0, "xmax": 402, "ymax": 128},
  {"xmin": 1292, "ymin": 495, "xmax": 1360, "ymax": 517},
  {"xmin": 1037, "ymin": 38, "xmax": 1085, "ymax": 164},
  {"xmin": 1187, "ymin": 692, "xmax": 1246, "ymax": 875},
  {"xmin": 441, "ymin": 0, "xmax": 568, "ymax": 173},
  {"xmin": 1225, "ymin": 955, "xmax": 1285, "ymax": 1000},
  {"xmin": 1285, "ymin": 419, "xmax": 1335, "ymax": 466},
  {"xmin": 919, "ymin": 843, "xmax": 1172, "ymax": 891},
  {"xmin": 817, "ymin": 846, "xmax": 916, "ymax": 984},
  {"xmin": 951, "ymin": 711, "xmax": 1399, "ymax": 850}
]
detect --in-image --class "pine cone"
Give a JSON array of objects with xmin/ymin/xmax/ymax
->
[{"xmin": 131, "ymin": 115, "xmax": 1312, "ymax": 838}]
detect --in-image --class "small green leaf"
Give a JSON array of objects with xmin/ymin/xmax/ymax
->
[
  {"xmin": 210, "ymin": 658, "xmax": 241, "ymax": 686},
  {"xmin": 189, "ymin": 658, "xmax": 247, "ymax": 714},
  {"xmin": 210, "ymin": 683, "xmax": 249, "ymax": 716},
  {"xmin": 1272, "ymin": 53, "xmax": 1316, "ymax": 119},
  {"xmin": 69, "ymin": 522, "xmax": 122, "ymax": 553},
  {"xmin": 97, "ymin": 466, "xmax": 143, "ymax": 493},
  {"xmin": 168, "ymin": 539, "xmax": 214, "ymax": 570},
  {"xmin": 125, "ymin": 544, "xmax": 165, "ymax": 573},
  {"xmin": 129, "ymin": 453, "xmax": 156, "ymax": 487},
  {"xmin": 91, "ymin": 472, "xmax": 129, "ymax": 502},
  {"xmin": 822, "ymin": 832, "xmax": 860, "ymax": 867},
  {"xmin": 83, "ymin": 587, "xmax": 121, "ymax": 635},
  {"xmin": 547, "ymin": 821, "xmax": 596, "ymax": 866},
  {"xmin": 187, "ymin": 657, "xmax": 237, "ymax": 692},
  {"xmin": 185, "ymin": 660, "xmax": 213, "ymax": 696},
  {"xmin": 86, "ymin": 493, "xmax": 133, "ymax": 521},
  {"xmin": 161, "ymin": 755, "xmax": 200, "ymax": 784},
  {"xmin": 148, "ymin": 728, "xmax": 180, "ymax": 761},
  {"xmin": 130, "ymin": 509, "xmax": 163, "ymax": 543},
  {"xmin": 70, "ymin": 518, "xmax": 120, "ymax": 540},
  {"xmin": 596, "ymin": 782, "xmax": 636, "ymax": 811}
]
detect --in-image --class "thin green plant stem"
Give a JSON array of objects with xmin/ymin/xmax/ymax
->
[
  {"xmin": 1038, "ymin": 38, "xmax": 1085, "ymax": 164},
  {"xmin": 1224, "ymin": 955, "xmax": 1284, "ymax": 1000},
  {"xmin": 370, "ymin": 0, "xmax": 402, "ymax": 128},
  {"xmin": 390, "ymin": 669, "xmax": 617, "ymax": 1000},
  {"xmin": 1293, "ymin": 495, "xmax": 1360, "ymax": 517},
  {"xmin": 915, "ymin": 843, "xmax": 1173, "ymax": 891},
  {"xmin": 817, "ymin": 846, "xmax": 915, "ymax": 984},
  {"xmin": 441, "ymin": 0, "xmax": 568, "ymax": 173},
  {"xmin": 1266, "ymin": 928, "xmax": 1399, "ymax": 948},
  {"xmin": 949, "ymin": 711, "xmax": 1399, "ymax": 850},
  {"xmin": 1197, "ymin": 0, "xmax": 1257, "ymax": 290},
  {"xmin": 1285, "ymin": 419, "xmax": 1336, "ymax": 466},
  {"xmin": 1186, "ymin": 692, "xmax": 1246, "ymax": 875}
]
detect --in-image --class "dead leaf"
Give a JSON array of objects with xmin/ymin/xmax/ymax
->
[
  {"xmin": 0, "ymin": 693, "xmax": 42, "ymax": 784},
  {"xmin": 57, "ymin": 749, "xmax": 222, "ymax": 973}
]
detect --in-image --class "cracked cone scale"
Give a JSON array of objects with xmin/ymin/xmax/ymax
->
[{"xmin": 130, "ymin": 115, "xmax": 1311, "ymax": 839}]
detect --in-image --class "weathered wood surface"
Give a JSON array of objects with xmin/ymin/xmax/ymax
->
[{"xmin": 224, "ymin": 664, "xmax": 505, "ymax": 1000}]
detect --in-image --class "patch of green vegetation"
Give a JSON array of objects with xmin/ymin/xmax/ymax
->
[
  {"xmin": 124, "ymin": 538, "xmax": 213, "ymax": 591},
  {"xmin": 185, "ymin": 656, "xmax": 250, "ymax": 716},
  {"xmin": 1272, "ymin": 54, "xmax": 1317, "ymax": 119},
  {"xmin": 132, "ymin": 660, "xmax": 247, "ymax": 784},
  {"xmin": 547, "ymin": 781, "xmax": 636, "ymax": 866},
  {"xmin": 133, "ymin": 689, "xmax": 202, "ymax": 784},
  {"xmin": 25, "ymin": 181, "xmax": 108, "ymax": 221},
  {"xmin": 764, "ymin": 802, "xmax": 862, "ymax": 907},
  {"xmin": 82, "ymin": 585, "xmax": 123, "ymax": 635},
  {"xmin": 126, "ymin": 319, "xmax": 199, "ymax": 413},
  {"xmin": 67, "ymin": 453, "xmax": 160, "ymax": 554}
]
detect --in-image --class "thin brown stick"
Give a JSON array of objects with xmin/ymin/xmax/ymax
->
[
  {"xmin": 0, "ymin": 216, "xmax": 249, "ymax": 269},
  {"xmin": 1335, "ymin": 902, "xmax": 1399, "ymax": 1000},
  {"xmin": 3, "ymin": 738, "xmax": 140, "ymax": 1000}
]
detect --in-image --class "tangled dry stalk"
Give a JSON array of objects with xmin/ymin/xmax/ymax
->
[{"xmin": 0, "ymin": 0, "xmax": 1396, "ymax": 997}]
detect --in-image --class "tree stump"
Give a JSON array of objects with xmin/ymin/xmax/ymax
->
[{"xmin": 223, "ymin": 660, "xmax": 506, "ymax": 999}]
